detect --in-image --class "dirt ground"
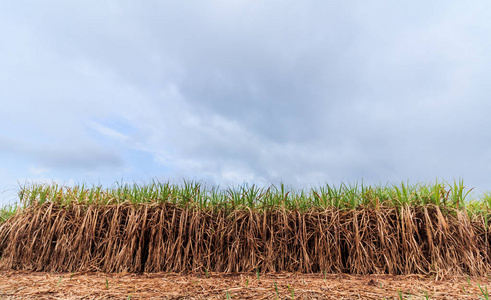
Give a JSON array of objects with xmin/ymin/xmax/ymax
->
[{"xmin": 1, "ymin": 271, "xmax": 491, "ymax": 299}]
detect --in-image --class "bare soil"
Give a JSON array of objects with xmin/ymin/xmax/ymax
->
[{"xmin": 1, "ymin": 271, "xmax": 490, "ymax": 299}]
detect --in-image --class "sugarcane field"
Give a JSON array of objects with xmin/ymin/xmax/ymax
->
[{"xmin": 1, "ymin": 180, "xmax": 491, "ymax": 299}]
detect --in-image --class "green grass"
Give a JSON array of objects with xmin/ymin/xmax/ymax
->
[
  {"xmin": 478, "ymin": 283, "xmax": 489, "ymax": 300},
  {"xmin": 274, "ymin": 281, "xmax": 279, "ymax": 299},
  {"xmin": 1, "ymin": 178, "xmax": 490, "ymax": 222},
  {"xmin": 0, "ymin": 203, "xmax": 17, "ymax": 223}
]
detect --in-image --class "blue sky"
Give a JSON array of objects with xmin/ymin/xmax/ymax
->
[{"xmin": 1, "ymin": 1, "xmax": 491, "ymax": 205}]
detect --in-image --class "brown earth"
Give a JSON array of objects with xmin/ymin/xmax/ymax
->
[{"xmin": 1, "ymin": 271, "xmax": 490, "ymax": 299}]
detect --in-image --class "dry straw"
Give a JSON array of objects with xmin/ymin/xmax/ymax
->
[{"xmin": 0, "ymin": 179, "xmax": 490, "ymax": 277}]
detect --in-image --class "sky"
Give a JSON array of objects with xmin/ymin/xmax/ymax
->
[{"xmin": 1, "ymin": 1, "xmax": 491, "ymax": 205}]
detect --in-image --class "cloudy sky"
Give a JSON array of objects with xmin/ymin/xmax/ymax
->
[{"xmin": 1, "ymin": 1, "xmax": 491, "ymax": 205}]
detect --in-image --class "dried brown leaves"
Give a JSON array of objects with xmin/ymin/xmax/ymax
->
[{"xmin": 0, "ymin": 203, "xmax": 490, "ymax": 277}]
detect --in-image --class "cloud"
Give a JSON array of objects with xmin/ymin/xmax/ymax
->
[
  {"xmin": 28, "ymin": 166, "xmax": 50, "ymax": 176},
  {"xmin": 1, "ymin": 0, "xmax": 491, "ymax": 205},
  {"xmin": 0, "ymin": 135, "xmax": 124, "ymax": 171},
  {"xmin": 87, "ymin": 121, "xmax": 129, "ymax": 143}
]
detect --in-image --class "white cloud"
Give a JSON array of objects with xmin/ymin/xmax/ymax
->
[
  {"xmin": 0, "ymin": 0, "xmax": 490, "ymax": 199},
  {"xmin": 87, "ymin": 121, "xmax": 129, "ymax": 143},
  {"xmin": 28, "ymin": 166, "xmax": 50, "ymax": 176}
]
